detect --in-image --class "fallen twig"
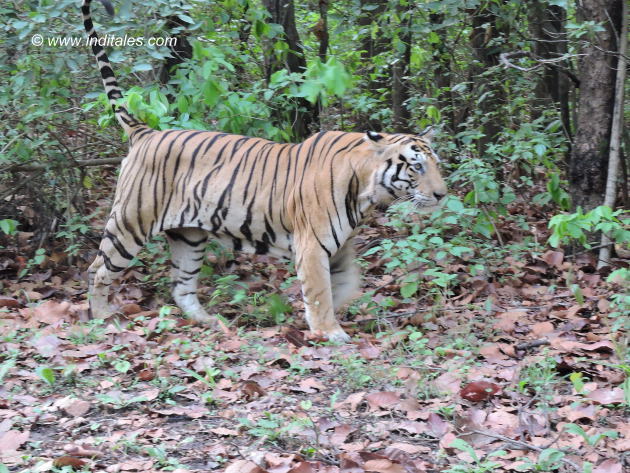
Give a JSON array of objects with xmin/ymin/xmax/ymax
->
[
  {"xmin": 514, "ymin": 339, "xmax": 550, "ymax": 351},
  {"xmin": 464, "ymin": 429, "xmax": 582, "ymax": 472}
]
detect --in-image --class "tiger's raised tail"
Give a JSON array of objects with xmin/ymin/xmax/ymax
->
[{"xmin": 81, "ymin": 0, "xmax": 146, "ymax": 135}]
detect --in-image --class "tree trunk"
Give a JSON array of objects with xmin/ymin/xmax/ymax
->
[
  {"xmin": 569, "ymin": 0, "xmax": 622, "ymax": 211},
  {"xmin": 429, "ymin": 13, "xmax": 456, "ymax": 131},
  {"xmin": 469, "ymin": 4, "xmax": 508, "ymax": 151},
  {"xmin": 529, "ymin": 2, "xmax": 571, "ymax": 139},
  {"xmin": 158, "ymin": 15, "xmax": 193, "ymax": 87},
  {"xmin": 358, "ymin": 0, "xmax": 389, "ymax": 130},
  {"xmin": 234, "ymin": 2, "xmax": 253, "ymax": 82},
  {"xmin": 315, "ymin": 0, "xmax": 329, "ymax": 62},
  {"xmin": 391, "ymin": 6, "xmax": 412, "ymax": 133},
  {"xmin": 597, "ymin": 0, "xmax": 627, "ymax": 267},
  {"xmin": 262, "ymin": 0, "xmax": 318, "ymax": 139}
]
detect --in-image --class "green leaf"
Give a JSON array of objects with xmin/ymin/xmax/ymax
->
[
  {"xmin": 266, "ymin": 294, "xmax": 291, "ymax": 318},
  {"xmin": 35, "ymin": 366, "xmax": 56, "ymax": 386},
  {"xmin": 132, "ymin": 63, "xmax": 154, "ymax": 72},
  {"xmin": 254, "ymin": 19, "xmax": 269, "ymax": 38},
  {"xmin": 427, "ymin": 31, "xmax": 440, "ymax": 44},
  {"xmin": 426, "ymin": 105, "xmax": 441, "ymax": 122},
  {"xmin": 534, "ymin": 143, "xmax": 547, "ymax": 157},
  {"xmin": 114, "ymin": 360, "xmax": 131, "ymax": 373},
  {"xmin": 448, "ymin": 438, "xmax": 477, "ymax": 462},
  {"xmin": 0, "ymin": 219, "xmax": 19, "ymax": 235},
  {"xmin": 203, "ymin": 80, "xmax": 222, "ymax": 107},
  {"xmin": 446, "ymin": 198, "xmax": 464, "ymax": 213},
  {"xmin": 298, "ymin": 81, "xmax": 323, "ymax": 104},
  {"xmin": 178, "ymin": 14, "xmax": 195, "ymax": 24},
  {"xmin": 538, "ymin": 448, "xmax": 565, "ymax": 466},
  {"xmin": 400, "ymin": 281, "xmax": 418, "ymax": 298},
  {"xmin": 0, "ymin": 360, "xmax": 15, "ymax": 383},
  {"xmin": 177, "ymin": 95, "xmax": 189, "ymax": 114}
]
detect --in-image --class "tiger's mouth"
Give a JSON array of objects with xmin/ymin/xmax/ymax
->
[
  {"xmin": 412, "ymin": 194, "xmax": 440, "ymax": 207},
  {"xmin": 412, "ymin": 193, "xmax": 444, "ymax": 211}
]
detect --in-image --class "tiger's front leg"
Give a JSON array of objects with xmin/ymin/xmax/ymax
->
[{"xmin": 295, "ymin": 243, "xmax": 351, "ymax": 342}]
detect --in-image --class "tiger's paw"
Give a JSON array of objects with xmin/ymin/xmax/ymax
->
[
  {"xmin": 188, "ymin": 312, "xmax": 232, "ymax": 335},
  {"xmin": 325, "ymin": 328, "xmax": 352, "ymax": 344}
]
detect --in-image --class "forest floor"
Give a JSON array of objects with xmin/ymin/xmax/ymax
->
[{"xmin": 0, "ymin": 196, "xmax": 628, "ymax": 473}]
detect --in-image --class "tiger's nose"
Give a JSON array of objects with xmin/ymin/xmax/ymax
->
[{"xmin": 433, "ymin": 192, "xmax": 446, "ymax": 201}]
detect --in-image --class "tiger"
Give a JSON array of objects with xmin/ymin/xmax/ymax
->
[{"xmin": 82, "ymin": 0, "xmax": 447, "ymax": 341}]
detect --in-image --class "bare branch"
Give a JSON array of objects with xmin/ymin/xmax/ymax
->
[
  {"xmin": 3, "ymin": 158, "xmax": 123, "ymax": 173},
  {"xmin": 499, "ymin": 50, "xmax": 581, "ymax": 86}
]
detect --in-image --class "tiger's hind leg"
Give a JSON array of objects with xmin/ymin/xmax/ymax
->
[
  {"xmin": 330, "ymin": 240, "xmax": 361, "ymax": 311},
  {"xmin": 165, "ymin": 228, "xmax": 211, "ymax": 323},
  {"xmin": 88, "ymin": 218, "xmax": 145, "ymax": 319}
]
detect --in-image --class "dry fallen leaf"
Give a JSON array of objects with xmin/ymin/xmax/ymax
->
[
  {"xmin": 358, "ymin": 341, "xmax": 381, "ymax": 360},
  {"xmin": 427, "ymin": 413, "xmax": 450, "ymax": 436},
  {"xmin": 29, "ymin": 334, "xmax": 62, "ymax": 357},
  {"xmin": 0, "ymin": 430, "xmax": 30, "ymax": 453},
  {"xmin": 365, "ymin": 391, "xmax": 400, "ymax": 410},
  {"xmin": 593, "ymin": 459, "xmax": 623, "ymax": 473},
  {"xmin": 363, "ymin": 458, "xmax": 404, "ymax": 473},
  {"xmin": 541, "ymin": 250, "xmax": 564, "ymax": 269},
  {"xmin": 238, "ymin": 380, "xmax": 266, "ymax": 400},
  {"xmin": 0, "ymin": 297, "xmax": 19, "ymax": 308},
  {"xmin": 63, "ymin": 444, "xmax": 104, "ymax": 458},
  {"xmin": 137, "ymin": 368, "xmax": 155, "ymax": 381},
  {"xmin": 22, "ymin": 300, "xmax": 74, "ymax": 325},
  {"xmin": 460, "ymin": 381, "xmax": 501, "ymax": 402},
  {"xmin": 53, "ymin": 456, "xmax": 87, "ymax": 468},
  {"xmin": 62, "ymin": 399, "xmax": 91, "ymax": 417},
  {"xmin": 588, "ymin": 388, "xmax": 625, "ymax": 405},
  {"xmin": 284, "ymin": 327, "xmax": 308, "ymax": 347},
  {"xmin": 335, "ymin": 392, "xmax": 366, "ymax": 411}
]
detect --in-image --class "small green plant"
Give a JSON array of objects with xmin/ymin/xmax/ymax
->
[
  {"xmin": 517, "ymin": 355, "xmax": 558, "ymax": 402},
  {"xmin": 533, "ymin": 172, "xmax": 571, "ymax": 210},
  {"xmin": 144, "ymin": 445, "xmax": 187, "ymax": 470},
  {"xmin": 564, "ymin": 423, "xmax": 618, "ymax": 447},
  {"xmin": 516, "ymin": 448, "xmax": 565, "ymax": 472},
  {"xmin": 95, "ymin": 392, "xmax": 152, "ymax": 410},
  {"xmin": 19, "ymin": 248, "xmax": 46, "ymax": 278},
  {"xmin": 0, "ymin": 359, "xmax": 16, "ymax": 383},
  {"xmin": 35, "ymin": 365, "xmax": 56, "ymax": 386},
  {"xmin": 182, "ymin": 366, "xmax": 222, "ymax": 388},
  {"xmin": 444, "ymin": 438, "xmax": 505, "ymax": 473},
  {"xmin": 0, "ymin": 219, "xmax": 19, "ymax": 235},
  {"xmin": 548, "ymin": 206, "xmax": 629, "ymax": 249},
  {"xmin": 335, "ymin": 353, "xmax": 374, "ymax": 389},
  {"xmin": 55, "ymin": 214, "xmax": 92, "ymax": 257},
  {"xmin": 239, "ymin": 412, "xmax": 284, "ymax": 441},
  {"xmin": 66, "ymin": 320, "xmax": 106, "ymax": 345},
  {"xmin": 113, "ymin": 359, "xmax": 131, "ymax": 374},
  {"xmin": 569, "ymin": 372, "xmax": 586, "ymax": 394},
  {"xmin": 606, "ymin": 268, "xmax": 630, "ymax": 332}
]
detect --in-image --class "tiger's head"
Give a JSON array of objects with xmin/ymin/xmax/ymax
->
[{"xmin": 363, "ymin": 128, "xmax": 447, "ymax": 209}]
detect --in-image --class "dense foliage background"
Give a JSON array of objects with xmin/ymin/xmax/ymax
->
[{"xmin": 0, "ymin": 1, "xmax": 628, "ymax": 472}]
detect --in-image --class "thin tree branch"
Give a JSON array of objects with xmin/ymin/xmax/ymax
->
[
  {"xmin": 499, "ymin": 50, "xmax": 581, "ymax": 86},
  {"xmin": 4, "ymin": 158, "xmax": 123, "ymax": 172},
  {"xmin": 462, "ymin": 430, "xmax": 583, "ymax": 472}
]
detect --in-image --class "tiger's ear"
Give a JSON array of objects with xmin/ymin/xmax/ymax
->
[
  {"xmin": 418, "ymin": 126, "xmax": 436, "ymax": 141},
  {"xmin": 364, "ymin": 131, "xmax": 384, "ymax": 143}
]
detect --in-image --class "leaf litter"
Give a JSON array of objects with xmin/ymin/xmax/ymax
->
[{"xmin": 0, "ymin": 219, "xmax": 627, "ymax": 473}]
